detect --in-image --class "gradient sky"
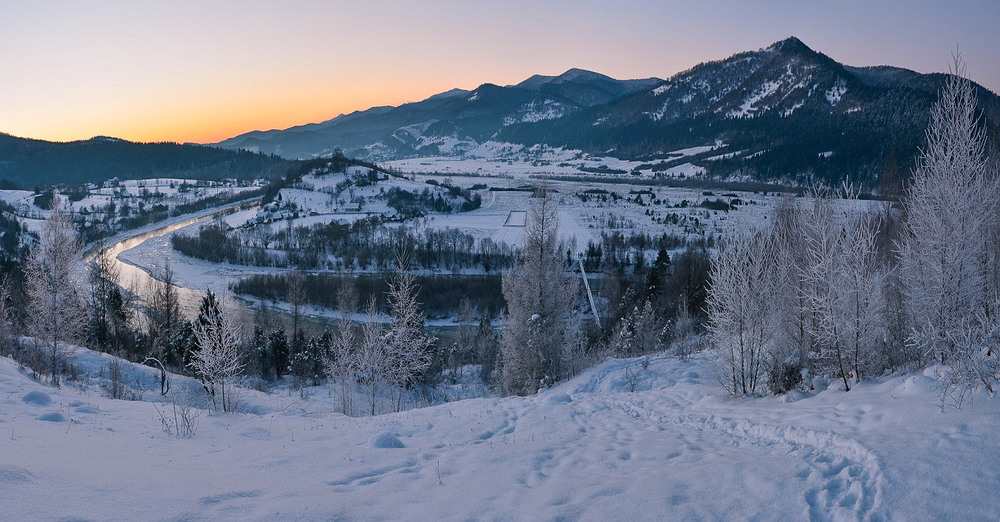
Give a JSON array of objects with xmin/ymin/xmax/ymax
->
[{"xmin": 2, "ymin": 0, "xmax": 999, "ymax": 144}]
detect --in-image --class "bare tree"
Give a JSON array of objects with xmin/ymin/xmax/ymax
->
[
  {"xmin": 287, "ymin": 269, "xmax": 306, "ymax": 338},
  {"xmin": 500, "ymin": 189, "xmax": 579, "ymax": 395},
  {"xmin": 25, "ymin": 204, "xmax": 87, "ymax": 385}
]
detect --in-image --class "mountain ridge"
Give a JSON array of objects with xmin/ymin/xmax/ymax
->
[
  {"xmin": 212, "ymin": 35, "xmax": 997, "ymax": 189},
  {"xmin": 109, "ymin": 37, "xmax": 1000, "ymax": 189},
  {"xmin": 0, "ymin": 132, "xmax": 292, "ymax": 186}
]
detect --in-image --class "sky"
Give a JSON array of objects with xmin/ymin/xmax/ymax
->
[{"xmin": 2, "ymin": 0, "xmax": 999, "ymax": 145}]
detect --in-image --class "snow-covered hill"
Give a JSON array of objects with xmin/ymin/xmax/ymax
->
[{"xmin": 2, "ymin": 349, "xmax": 997, "ymax": 520}]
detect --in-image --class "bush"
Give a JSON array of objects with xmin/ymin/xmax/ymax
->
[{"xmin": 767, "ymin": 362, "xmax": 803, "ymax": 395}]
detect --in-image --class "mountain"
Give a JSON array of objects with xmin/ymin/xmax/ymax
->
[
  {"xmin": 215, "ymin": 37, "xmax": 1000, "ymax": 190},
  {"xmin": 0, "ymin": 134, "xmax": 293, "ymax": 187},
  {"xmin": 213, "ymin": 68, "xmax": 662, "ymax": 161}
]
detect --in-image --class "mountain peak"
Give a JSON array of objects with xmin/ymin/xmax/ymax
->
[
  {"xmin": 553, "ymin": 68, "xmax": 608, "ymax": 83},
  {"xmin": 767, "ymin": 36, "xmax": 812, "ymax": 54},
  {"xmin": 514, "ymin": 68, "xmax": 609, "ymax": 90}
]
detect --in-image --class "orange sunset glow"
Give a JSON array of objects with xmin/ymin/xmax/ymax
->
[{"xmin": 3, "ymin": 0, "xmax": 999, "ymax": 145}]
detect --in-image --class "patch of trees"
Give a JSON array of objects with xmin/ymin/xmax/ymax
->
[
  {"xmin": 581, "ymin": 230, "xmax": 707, "ymax": 273},
  {"xmin": 707, "ymin": 66, "xmax": 1000, "ymax": 403},
  {"xmin": 172, "ymin": 219, "xmax": 517, "ymax": 273},
  {"xmin": 232, "ymin": 273, "xmax": 505, "ymax": 319}
]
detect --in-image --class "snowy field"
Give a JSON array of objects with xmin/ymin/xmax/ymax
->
[
  {"xmin": 2, "ymin": 349, "xmax": 998, "ymax": 520},
  {"xmin": 383, "ymin": 141, "xmax": 719, "ymax": 180},
  {"xmin": 229, "ymin": 163, "xmax": 876, "ymax": 260}
]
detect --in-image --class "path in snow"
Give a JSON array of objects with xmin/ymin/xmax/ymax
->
[{"xmin": 1, "ymin": 352, "xmax": 997, "ymax": 520}]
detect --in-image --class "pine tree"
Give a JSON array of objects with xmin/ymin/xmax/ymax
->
[
  {"xmin": 500, "ymin": 189, "xmax": 579, "ymax": 395},
  {"xmin": 385, "ymin": 252, "xmax": 435, "ymax": 411}
]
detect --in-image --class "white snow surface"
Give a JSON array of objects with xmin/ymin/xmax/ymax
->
[
  {"xmin": 826, "ymin": 81, "xmax": 847, "ymax": 106},
  {"xmin": 728, "ymin": 81, "xmax": 780, "ymax": 118},
  {"xmin": 2, "ymin": 350, "xmax": 998, "ymax": 520}
]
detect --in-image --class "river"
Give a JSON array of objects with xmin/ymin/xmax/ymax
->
[{"xmin": 87, "ymin": 199, "xmax": 260, "ymax": 319}]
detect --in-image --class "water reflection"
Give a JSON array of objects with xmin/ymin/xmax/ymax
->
[{"xmin": 88, "ymin": 201, "xmax": 258, "ymax": 319}]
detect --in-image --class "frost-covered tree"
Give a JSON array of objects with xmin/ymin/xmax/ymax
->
[
  {"xmin": 899, "ymin": 56, "xmax": 1000, "ymax": 400},
  {"xmin": 706, "ymin": 231, "xmax": 779, "ymax": 396},
  {"xmin": 899, "ymin": 57, "xmax": 998, "ymax": 366},
  {"xmin": 801, "ymin": 195, "xmax": 888, "ymax": 391},
  {"xmin": 357, "ymin": 296, "xmax": 388, "ymax": 416},
  {"xmin": 25, "ymin": 204, "xmax": 87, "ymax": 385},
  {"xmin": 190, "ymin": 293, "xmax": 244, "ymax": 412},
  {"xmin": 500, "ymin": 189, "xmax": 579, "ymax": 395},
  {"xmin": 770, "ymin": 196, "xmax": 815, "ymax": 374},
  {"xmin": 837, "ymin": 214, "xmax": 889, "ymax": 383},
  {"xmin": 385, "ymin": 252, "xmax": 435, "ymax": 410},
  {"xmin": 325, "ymin": 281, "xmax": 359, "ymax": 415},
  {"xmin": 611, "ymin": 299, "xmax": 666, "ymax": 357}
]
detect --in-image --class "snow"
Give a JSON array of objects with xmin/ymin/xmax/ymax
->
[
  {"xmin": 728, "ymin": 81, "xmax": 780, "ymax": 118},
  {"xmin": 503, "ymin": 100, "xmax": 569, "ymax": 125},
  {"xmin": 385, "ymin": 141, "xmax": 692, "ymax": 179},
  {"xmin": 659, "ymin": 162, "xmax": 706, "ymax": 178},
  {"xmin": 826, "ymin": 81, "xmax": 847, "ymax": 106},
  {"xmin": 3, "ymin": 349, "xmax": 998, "ymax": 520}
]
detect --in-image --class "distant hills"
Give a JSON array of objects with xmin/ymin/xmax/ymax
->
[
  {"xmin": 0, "ymin": 134, "xmax": 292, "ymax": 187},
  {"xmin": 215, "ymin": 37, "xmax": 1000, "ymax": 190}
]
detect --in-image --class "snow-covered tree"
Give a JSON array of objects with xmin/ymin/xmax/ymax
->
[
  {"xmin": 770, "ymin": 195, "xmax": 815, "ymax": 374},
  {"xmin": 899, "ymin": 56, "xmax": 1000, "ymax": 399},
  {"xmin": 500, "ymin": 189, "xmax": 579, "ymax": 395},
  {"xmin": 325, "ymin": 281, "xmax": 359, "ymax": 415},
  {"xmin": 611, "ymin": 299, "xmax": 666, "ymax": 357},
  {"xmin": 899, "ymin": 58, "xmax": 996, "ymax": 359},
  {"xmin": 385, "ymin": 252, "xmax": 435, "ymax": 410},
  {"xmin": 800, "ymin": 195, "xmax": 888, "ymax": 391},
  {"xmin": 25, "ymin": 204, "xmax": 87, "ymax": 385},
  {"xmin": 356, "ymin": 296, "xmax": 388, "ymax": 416},
  {"xmin": 706, "ymin": 231, "xmax": 780, "ymax": 396},
  {"xmin": 189, "ymin": 293, "xmax": 244, "ymax": 412}
]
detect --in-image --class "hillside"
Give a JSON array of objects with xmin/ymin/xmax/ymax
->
[
  {"xmin": 214, "ymin": 37, "xmax": 1000, "ymax": 191},
  {"xmin": 2, "ymin": 348, "xmax": 998, "ymax": 519},
  {"xmin": 0, "ymin": 134, "xmax": 293, "ymax": 187}
]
